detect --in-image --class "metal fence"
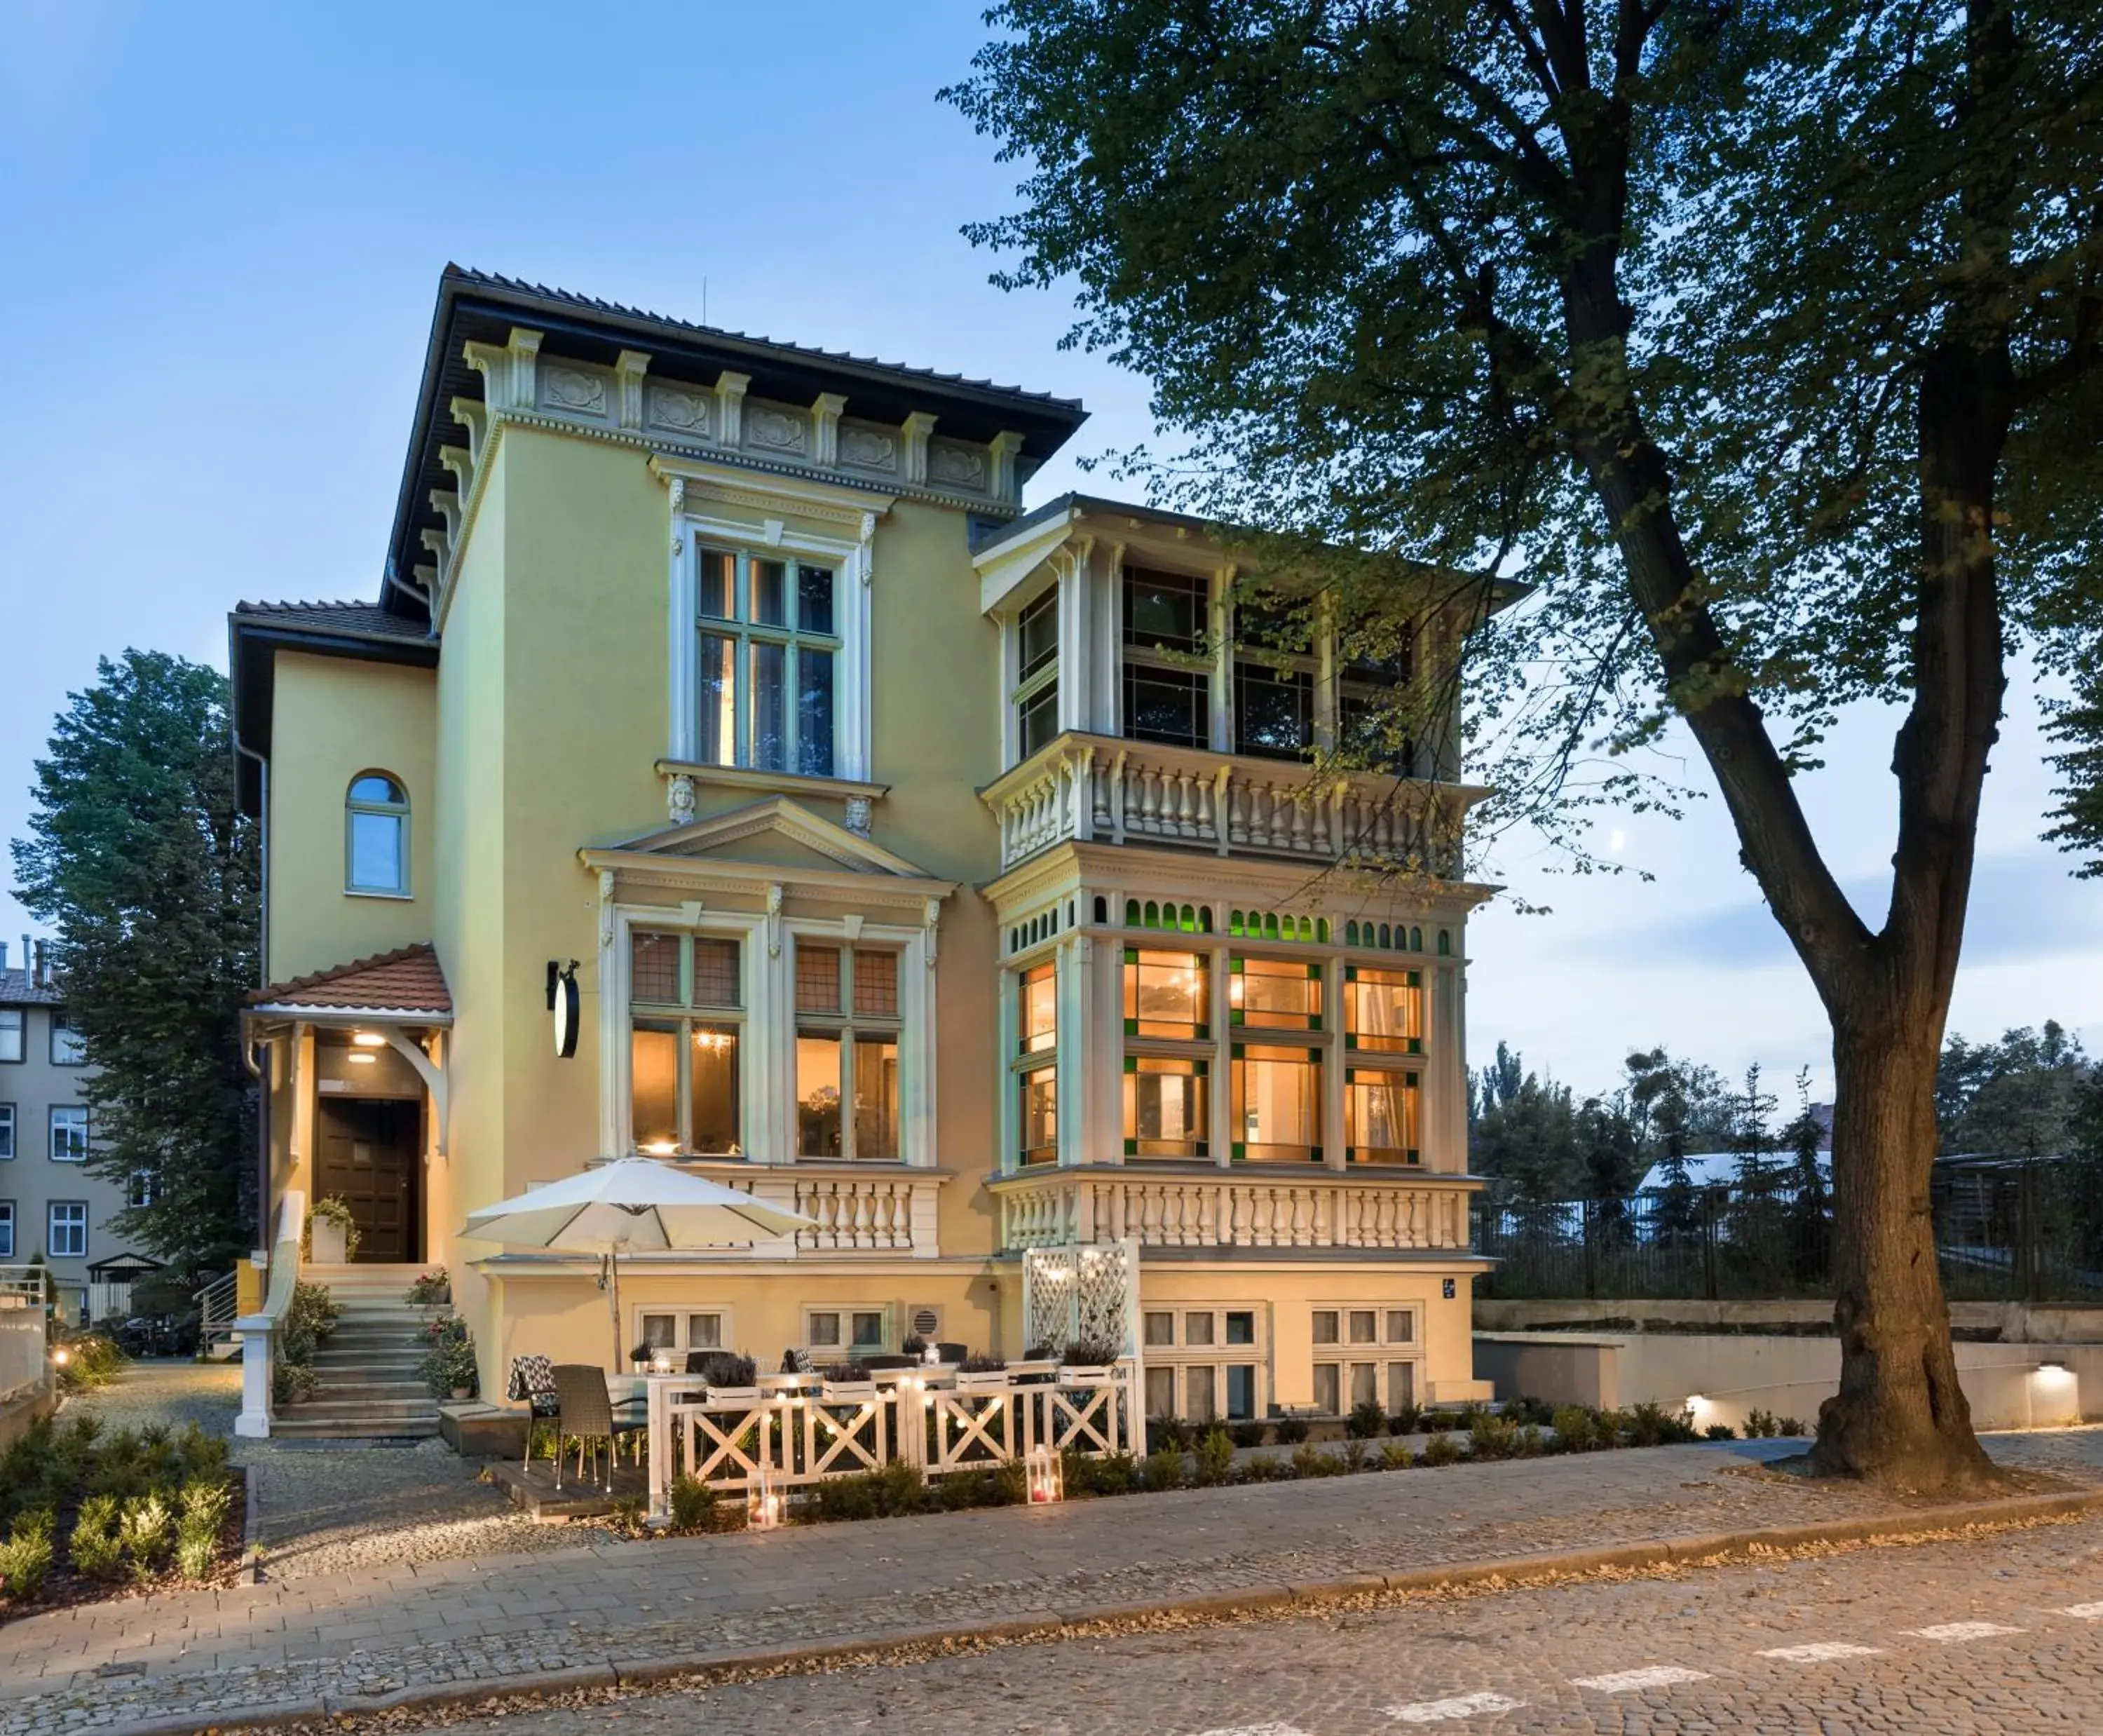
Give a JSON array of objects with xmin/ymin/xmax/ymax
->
[{"xmin": 1474, "ymin": 1160, "xmax": 2103, "ymax": 1303}]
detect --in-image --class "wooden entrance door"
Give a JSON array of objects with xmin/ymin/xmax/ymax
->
[{"xmin": 315, "ymin": 1098, "xmax": 421, "ymax": 1262}]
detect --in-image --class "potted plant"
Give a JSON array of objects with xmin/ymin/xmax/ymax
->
[
  {"xmin": 1010, "ymin": 1343, "xmax": 1060, "ymax": 1385},
  {"xmin": 629, "ymin": 1341, "xmax": 657, "ymax": 1375},
  {"xmin": 304, "ymin": 1197, "xmax": 359, "ymax": 1265},
  {"xmin": 417, "ymin": 1316, "xmax": 478, "ymax": 1401},
  {"xmin": 1058, "ymin": 1338, "xmax": 1120, "ymax": 1383},
  {"xmin": 695, "ymin": 1351, "xmax": 759, "ymax": 1404},
  {"xmin": 404, "ymin": 1267, "xmax": 450, "ymax": 1306}
]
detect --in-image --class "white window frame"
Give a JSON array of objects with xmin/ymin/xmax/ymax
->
[
  {"xmin": 128, "ymin": 1170, "xmax": 154, "ymax": 1209},
  {"xmin": 803, "ymin": 1304, "xmax": 891, "ymax": 1355},
  {"xmin": 0, "ymin": 1009, "xmax": 22, "ymax": 1064},
  {"xmin": 601, "ymin": 904, "xmax": 934, "ymax": 1169},
  {"xmin": 49, "ymin": 1106, "xmax": 89, "ymax": 1163},
  {"xmin": 48, "ymin": 1200, "xmax": 87, "ymax": 1259},
  {"xmin": 345, "ymin": 771, "xmax": 411, "ymax": 897},
  {"xmin": 0, "ymin": 1201, "xmax": 13, "ymax": 1258},
  {"xmin": 49, "ymin": 1012, "xmax": 87, "ymax": 1066},
  {"xmin": 791, "ymin": 940, "xmax": 904, "ymax": 1162},
  {"xmin": 626, "ymin": 928, "xmax": 751, "ymax": 1159},
  {"xmin": 1312, "ymin": 1301, "xmax": 1422, "ymax": 1416},
  {"xmin": 1138, "ymin": 1302, "xmax": 1267, "ymax": 1422},
  {"xmin": 1009, "ymin": 581, "xmax": 1061, "ymax": 762},
  {"xmin": 0, "ymin": 1103, "xmax": 13, "ymax": 1160},
  {"xmin": 632, "ymin": 1307, "xmax": 734, "ymax": 1357},
  {"xmin": 665, "ymin": 480, "xmax": 878, "ymax": 784},
  {"xmin": 690, "ymin": 545, "xmax": 845, "ymax": 778}
]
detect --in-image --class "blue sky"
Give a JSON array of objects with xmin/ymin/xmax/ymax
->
[{"xmin": 2, "ymin": 0, "xmax": 2095, "ymax": 1100}]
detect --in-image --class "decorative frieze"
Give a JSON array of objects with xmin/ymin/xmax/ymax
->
[
  {"xmin": 927, "ymin": 438, "xmax": 988, "ymax": 492},
  {"xmin": 744, "ymin": 402, "xmax": 808, "ymax": 456},
  {"xmin": 838, "ymin": 422, "xmax": 898, "ymax": 473},
  {"xmin": 646, "ymin": 384, "xmax": 712, "ymax": 437},
  {"xmin": 540, "ymin": 363, "xmax": 609, "ymax": 417}
]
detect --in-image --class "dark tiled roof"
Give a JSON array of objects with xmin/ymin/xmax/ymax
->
[
  {"xmin": 232, "ymin": 600, "xmax": 433, "ymax": 644},
  {"xmin": 447, "ymin": 266, "xmax": 1086, "ymax": 412},
  {"xmin": 250, "ymin": 944, "xmax": 451, "ymax": 1015},
  {"xmin": 0, "ymin": 968, "xmax": 61, "ymax": 1008}
]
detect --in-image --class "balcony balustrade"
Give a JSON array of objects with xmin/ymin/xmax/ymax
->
[
  {"xmin": 982, "ymin": 731, "xmax": 1479, "ymax": 872},
  {"xmin": 992, "ymin": 1166, "xmax": 1473, "ymax": 1254},
  {"xmin": 680, "ymin": 1164, "xmax": 944, "ymax": 1257}
]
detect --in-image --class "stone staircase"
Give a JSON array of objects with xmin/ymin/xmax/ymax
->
[{"xmin": 275, "ymin": 1262, "xmax": 444, "ymax": 1439}]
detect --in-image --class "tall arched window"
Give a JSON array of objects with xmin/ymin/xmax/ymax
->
[{"xmin": 346, "ymin": 773, "xmax": 409, "ymax": 895}]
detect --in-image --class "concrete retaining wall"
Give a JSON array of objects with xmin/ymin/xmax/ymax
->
[
  {"xmin": 1474, "ymin": 1296, "xmax": 2103, "ymax": 1343},
  {"xmin": 1476, "ymin": 1331, "xmax": 2097, "ymax": 1433}
]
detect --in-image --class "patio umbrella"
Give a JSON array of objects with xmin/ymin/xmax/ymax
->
[{"xmin": 461, "ymin": 1157, "xmax": 813, "ymax": 1369}]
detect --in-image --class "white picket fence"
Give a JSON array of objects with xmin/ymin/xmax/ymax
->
[{"xmin": 643, "ymin": 1364, "xmax": 1141, "ymax": 1521}]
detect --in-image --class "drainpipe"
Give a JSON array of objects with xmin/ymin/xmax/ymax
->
[
  {"xmin": 242, "ymin": 1038, "xmax": 272, "ymax": 1259},
  {"xmin": 233, "ymin": 736, "xmax": 269, "ymax": 987}
]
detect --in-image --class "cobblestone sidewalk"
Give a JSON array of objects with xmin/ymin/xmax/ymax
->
[{"xmin": 3, "ymin": 1429, "xmax": 2099, "ymax": 1736}]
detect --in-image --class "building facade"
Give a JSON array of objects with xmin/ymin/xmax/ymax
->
[
  {"xmin": 0, "ymin": 942, "xmax": 159, "ymax": 1322},
  {"xmin": 230, "ymin": 267, "xmax": 1494, "ymax": 1425}
]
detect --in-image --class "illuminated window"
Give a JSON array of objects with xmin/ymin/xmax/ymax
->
[
  {"xmin": 1019, "ymin": 961, "xmax": 1057, "ymax": 1054},
  {"xmin": 1019, "ymin": 1064, "xmax": 1058, "ymax": 1166},
  {"xmin": 1231, "ymin": 1044, "xmax": 1321, "ymax": 1162},
  {"xmin": 1122, "ymin": 949, "xmax": 1209, "ymax": 1039},
  {"xmin": 628, "ymin": 932, "xmax": 743, "ymax": 1157},
  {"xmin": 1346, "ymin": 1069, "xmax": 1420, "ymax": 1165},
  {"xmin": 795, "ymin": 942, "xmax": 901, "ymax": 1160},
  {"xmin": 1345, "ymin": 965, "xmax": 1422, "ymax": 1053},
  {"xmin": 1229, "ymin": 957, "xmax": 1322, "ymax": 1031},
  {"xmin": 1124, "ymin": 1056, "xmax": 1209, "ymax": 1158}
]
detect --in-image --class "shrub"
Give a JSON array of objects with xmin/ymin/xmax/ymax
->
[
  {"xmin": 1705, "ymin": 1423, "xmax": 1738, "ymax": 1442},
  {"xmin": 1291, "ymin": 1442, "xmax": 1348, "ymax": 1478},
  {"xmin": 1387, "ymin": 1404, "xmax": 1420, "ymax": 1437},
  {"xmin": 1148, "ymin": 1416, "xmax": 1192, "ymax": 1453},
  {"xmin": 1517, "ymin": 1424, "xmax": 1546, "ymax": 1458},
  {"xmin": 174, "ymin": 1478, "xmax": 233, "ymax": 1580},
  {"xmin": 1346, "ymin": 1399, "xmax": 1387, "ymax": 1439},
  {"xmin": 1227, "ymin": 1420, "xmax": 1268, "ymax": 1448},
  {"xmin": 273, "ymin": 1362, "xmax": 320, "ymax": 1406},
  {"xmin": 1549, "ymin": 1404, "xmax": 1598, "ymax": 1451},
  {"xmin": 276, "ymin": 1281, "xmax": 339, "ymax": 1395},
  {"xmin": 405, "ymin": 1267, "xmax": 451, "ymax": 1305},
  {"xmin": 1421, "ymin": 1430, "xmax": 1462, "ymax": 1467},
  {"xmin": 1274, "ymin": 1416, "xmax": 1311, "ymax": 1444},
  {"xmin": 1379, "ymin": 1439, "xmax": 1415, "ymax": 1470},
  {"xmin": 1241, "ymin": 1451, "xmax": 1288, "ymax": 1481},
  {"xmin": 54, "ymin": 1334, "xmax": 127, "ymax": 1393},
  {"xmin": 1420, "ymin": 1409, "xmax": 1461, "ymax": 1432},
  {"xmin": 1625, "ymin": 1402, "xmax": 1699, "ymax": 1448},
  {"xmin": 934, "ymin": 1462, "xmax": 1026, "ymax": 1510},
  {"xmin": 1068, "ymin": 1449, "xmax": 1136, "ymax": 1495},
  {"xmin": 1337, "ymin": 1439, "xmax": 1370, "ymax": 1472},
  {"xmin": 1143, "ymin": 1447, "xmax": 1186, "ymax": 1492},
  {"xmin": 1193, "ymin": 1428, "xmax": 1235, "ymax": 1487},
  {"xmin": 1745, "ymin": 1408, "xmax": 1779, "ymax": 1438},
  {"xmin": 0, "ymin": 1512, "xmax": 54, "ymax": 1601},
  {"xmin": 69, "ymin": 1496, "xmax": 123, "ymax": 1580},
  {"xmin": 1469, "ymin": 1416, "xmax": 1518, "ymax": 1461},
  {"xmin": 1778, "ymin": 1416, "xmax": 1806, "ymax": 1437},
  {"xmin": 808, "ymin": 1459, "xmax": 931, "ymax": 1523},
  {"xmin": 669, "ymin": 1474, "xmax": 717, "ymax": 1534},
  {"xmin": 1506, "ymin": 1394, "xmax": 1556, "ymax": 1426},
  {"xmin": 122, "ymin": 1494, "xmax": 173, "ymax": 1581}
]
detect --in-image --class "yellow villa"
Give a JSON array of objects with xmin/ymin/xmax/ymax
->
[{"xmin": 228, "ymin": 266, "xmax": 1495, "ymax": 1444}]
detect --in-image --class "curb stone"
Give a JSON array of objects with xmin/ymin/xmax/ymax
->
[{"xmin": 81, "ymin": 1483, "xmax": 2103, "ymax": 1736}]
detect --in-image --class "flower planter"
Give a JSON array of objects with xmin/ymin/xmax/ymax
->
[
  {"xmin": 756, "ymin": 1371, "xmax": 818, "ymax": 1396},
  {"xmin": 820, "ymin": 1381, "xmax": 878, "ymax": 1403},
  {"xmin": 310, "ymin": 1219, "xmax": 349, "ymax": 1265},
  {"xmin": 955, "ymin": 1370, "xmax": 1013, "ymax": 1394},
  {"xmin": 1059, "ymin": 1364, "xmax": 1114, "ymax": 1385},
  {"xmin": 449, "ymin": 1385, "xmax": 472, "ymax": 1400},
  {"xmin": 705, "ymin": 1385, "xmax": 761, "ymax": 1406}
]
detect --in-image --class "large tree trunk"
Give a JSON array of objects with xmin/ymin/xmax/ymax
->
[{"xmin": 1812, "ymin": 1019, "xmax": 1998, "ymax": 1493}]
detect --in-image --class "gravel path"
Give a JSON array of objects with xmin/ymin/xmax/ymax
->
[{"xmin": 62, "ymin": 1362, "xmax": 614, "ymax": 1580}]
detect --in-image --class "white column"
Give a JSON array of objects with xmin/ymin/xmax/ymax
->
[{"xmin": 1208, "ymin": 565, "xmax": 1234, "ymax": 752}]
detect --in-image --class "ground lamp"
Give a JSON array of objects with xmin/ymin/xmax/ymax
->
[{"xmin": 747, "ymin": 1466, "xmax": 782, "ymax": 1531}]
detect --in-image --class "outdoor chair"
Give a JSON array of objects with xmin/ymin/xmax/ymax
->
[
  {"xmin": 505, "ymin": 1355, "xmax": 559, "ymax": 1471},
  {"xmin": 862, "ymin": 1352, "xmax": 913, "ymax": 1371},
  {"xmin": 550, "ymin": 1363, "xmax": 645, "ymax": 1491}
]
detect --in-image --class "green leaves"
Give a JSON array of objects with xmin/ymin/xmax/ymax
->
[{"xmin": 10, "ymin": 651, "xmax": 259, "ymax": 1280}]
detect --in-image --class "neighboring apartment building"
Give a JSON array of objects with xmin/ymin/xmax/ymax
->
[
  {"xmin": 229, "ymin": 266, "xmax": 1497, "ymax": 1420},
  {"xmin": 0, "ymin": 940, "xmax": 156, "ymax": 1322}
]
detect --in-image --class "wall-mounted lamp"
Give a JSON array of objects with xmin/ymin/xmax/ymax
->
[
  {"xmin": 346, "ymin": 1052, "xmax": 377, "ymax": 1066},
  {"xmin": 547, "ymin": 960, "xmax": 580, "ymax": 1059},
  {"xmin": 352, "ymin": 1031, "xmax": 388, "ymax": 1048}
]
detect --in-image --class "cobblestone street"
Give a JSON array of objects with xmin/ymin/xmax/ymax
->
[
  {"xmin": 427, "ymin": 1517, "xmax": 2103, "ymax": 1735},
  {"xmin": 3, "ymin": 1420, "xmax": 2101, "ymax": 1735}
]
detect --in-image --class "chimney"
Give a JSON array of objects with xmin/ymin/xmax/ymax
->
[
  {"xmin": 33, "ymin": 940, "xmax": 48, "ymax": 989},
  {"xmin": 19, "ymin": 937, "xmax": 29, "ymax": 986},
  {"xmin": 0, "ymin": 940, "xmax": 8, "ymax": 972}
]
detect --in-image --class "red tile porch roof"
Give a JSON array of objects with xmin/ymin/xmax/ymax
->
[{"xmin": 249, "ymin": 943, "xmax": 451, "ymax": 1015}]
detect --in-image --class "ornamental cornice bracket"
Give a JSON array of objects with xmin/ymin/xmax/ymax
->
[
  {"xmin": 715, "ymin": 370, "xmax": 751, "ymax": 446},
  {"xmin": 613, "ymin": 350, "xmax": 651, "ymax": 430},
  {"xmin": 449, "ymin": 398, "xmax": 489, "ymax": 468},
  {"xmin": 766, "ymin": 882, "xmax": 784, "ymax": 958},
  {"xmin": 922, "ymin": 897, "xmax": 942, "ymax": 969},
  {"xmin": 811, "ymin": 393, "xmax": 848, "ymax": 467},
  {"xmin": 900, "ymin": 412, "xmax": 937, "ymax": 486},
  {"xmin": 988, "ymin": 430, "xmax": 1026, "ymax": 503}
]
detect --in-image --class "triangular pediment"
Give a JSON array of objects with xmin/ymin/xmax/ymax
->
[{"xmin": 597, "ymin": 796, "xmax": 934, "ymax": 878}]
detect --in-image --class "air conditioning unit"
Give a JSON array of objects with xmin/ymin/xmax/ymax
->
[{"xmin": 907, "ymin": 1303, "xmax": 943, "ymax": 1340}]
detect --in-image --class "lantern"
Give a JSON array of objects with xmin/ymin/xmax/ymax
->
[
  {"xmin": 1026, "ymin": 1443, "xmax": 1063, "ymax": 1505},
  {"xmin": 747, "ymin": 1466, "xmax": 782, "ymax": 1531},
  {"xmin": 650, "ymin": 1350, "xmax": 675, "ymax": 1376}
]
